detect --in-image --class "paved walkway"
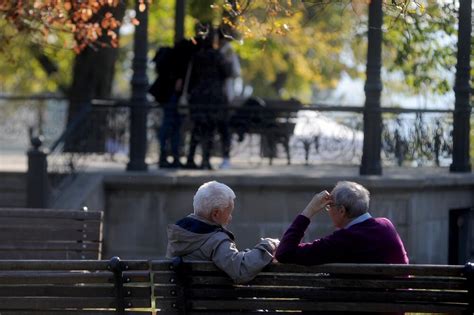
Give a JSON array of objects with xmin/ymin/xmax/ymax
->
[{"xmin": 2, "ymin": 150, "xmax": 472, "ymax": 183}]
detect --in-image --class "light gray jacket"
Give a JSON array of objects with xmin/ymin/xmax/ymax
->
[{"xmin": 166, "ymin": 214, "xmax": 276, "ymax": 284}]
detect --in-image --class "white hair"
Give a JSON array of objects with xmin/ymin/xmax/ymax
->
[
  {"xmin": 331, "ymin": 181, "xmax": 370, "ymax": 218},
  {"xmin": 193, "ymin": 181, "xmax": 236, "ymax": 217}
]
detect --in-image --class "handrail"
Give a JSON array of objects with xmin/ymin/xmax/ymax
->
[{"xmin": 0, "ymin": 94, "xmax": 459, "ymax": 114}]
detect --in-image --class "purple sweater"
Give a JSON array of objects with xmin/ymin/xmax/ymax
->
[{"xmin": 276, "ymin": 215, "xmax": 409, "ymax": 265}]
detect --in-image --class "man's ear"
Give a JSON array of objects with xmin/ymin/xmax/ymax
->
[
  {"xmin": 340, "ymin": 206, "xmax": 347, "ymax": 216},
  {"xmin": 210, "ymin": 209, "xmax": 219, "ymax": 220}
]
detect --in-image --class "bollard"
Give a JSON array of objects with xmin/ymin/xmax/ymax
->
[{"xmin": 26, "ymin": 136, "xmax": 50, "ymax": 208}]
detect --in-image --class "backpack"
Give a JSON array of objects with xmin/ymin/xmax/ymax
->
[{"xmin": 149, "ymin": 46, "xmax": 175, "ymax": 103}]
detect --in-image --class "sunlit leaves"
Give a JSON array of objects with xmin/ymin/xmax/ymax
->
[
  {"xmin": 197, "ymin": 0, "xmax": 294, "ymax": 41},
  {"xmin": 231, "ymin": 3, "xmax": 353, "ymax": 100},
  {"xmin": 0, "ymin": 0, "xmax": 125, "ymax": 52},
  {"xmin": 382, "ymin": 0, "xmax": 458, "ymax": 95}
]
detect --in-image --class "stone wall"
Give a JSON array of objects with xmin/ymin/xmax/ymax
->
[
  {"xmin": 0, "ymin": 172, "xmax": 26, "ymax": 207},
  {"xmin": 102, "ymin": 173, "xmax": 474, "ymax": 264}
]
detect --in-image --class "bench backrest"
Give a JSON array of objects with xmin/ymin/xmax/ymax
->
[
  {"xmin": 152, "ymin": 260, "xmax": 473, "ymax": 314},
  {"xmin": 0, "ymin": 259, "xmax": 471, "ymax": 314},
  {"xmin": 0, "ymin": 208, "xmax": 103, "ymax": 259},
  {"xmin": 0, "ymin": 259, "xmax": 152, "ymax": 314}
]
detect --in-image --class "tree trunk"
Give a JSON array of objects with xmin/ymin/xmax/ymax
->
[{"xmin": 65, "ymin": 2, "xmax": 127, "ymax": 153}]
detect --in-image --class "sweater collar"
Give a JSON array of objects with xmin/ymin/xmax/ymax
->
[{"xmin": 344, "ymin": 212, "xmax": 372, "ymax": 229}]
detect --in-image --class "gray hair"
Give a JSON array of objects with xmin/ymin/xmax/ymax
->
[
  {"xmin": 331, "ymin": 181, "xmax": 370, "ymax": 218},
  {"xmin": 193, "ymin": 181, "xmax": 236, "ymax": 217}
]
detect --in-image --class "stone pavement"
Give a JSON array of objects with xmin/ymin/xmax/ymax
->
[{"xmin": 0, "ymin": 149, "xmax": 468, "ymax": 181}]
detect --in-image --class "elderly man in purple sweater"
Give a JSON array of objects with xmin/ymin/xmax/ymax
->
[{"xmin": 276, "ymin": 181, "xmax": 408, "ymax": 265}]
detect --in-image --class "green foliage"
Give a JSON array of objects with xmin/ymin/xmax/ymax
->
[
  {"xmin": 0, "ymin": 17, "xmax": 73, "ymax": 94},
  {"xmin": 188, "ymin": 0, "xmax": 217, "ymax": 24},
  {"xmin": 233, "ymin": 2, "xmax": 356, "ymax": 101},
  {"xmin": 382, "ymin": 1, "xmax": 458, "ymax": 95},
  {"xmin": 149, "ymin": 0, "xmax": 177, "ymax": 46},
  {"xmin": 0, "ymin": 0, "xmax": 470, "ymax": 105}
]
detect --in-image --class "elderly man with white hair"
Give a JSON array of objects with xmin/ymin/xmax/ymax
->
[
  {"xmin": 167, "ymin": 180, "xmax": 279, "ymax": 283},
  {"xmin": 276, "ymin": 181, "xmax": 408, "ymax": 265}
]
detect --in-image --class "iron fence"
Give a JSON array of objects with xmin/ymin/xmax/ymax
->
[{"xmin": 0, "ymin": 96, "xmax": 470, "ymax": 181}]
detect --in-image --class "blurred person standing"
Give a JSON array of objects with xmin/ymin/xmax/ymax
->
[
  {"xmin": 149, "ymin": 37, "xmax": 199, "ymax": 169},
  {"xmin": 185, "ymin": 27, "xmax": 232, "ymax": 170},
  {"xmin": 216, "ymin": 27, "xmax": 242, "ymax": 169}
]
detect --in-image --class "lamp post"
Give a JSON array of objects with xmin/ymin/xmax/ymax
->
[
  {"xmin": 450, "ymin": 0, "xmax": 472, "ymax": 173},
  {"xmin": 360, "ymin": 0, "xmax": 383, "ymax": 175},
  {"xmin": 127, "ymin": 1, "xmax": 149, "ymax": 171},
  {"xmin": 175, "ymin": 0, "xmax": 185, "ymax": 43}
]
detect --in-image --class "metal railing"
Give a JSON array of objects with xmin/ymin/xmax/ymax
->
[{"xmin": 0, "ymin": 95, "xmax": 470, "ymax": 206}]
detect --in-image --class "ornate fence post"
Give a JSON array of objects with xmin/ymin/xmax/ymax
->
[
  {"xmin": 360, "ymin": 0, "xmax": 383, "ymax": 175},
  {"xmin": 450, "ymin": 0, "xmax": 472, "ymax": 173},
  {"xmin": 27, "ymin": 136, "xmax": 50, "ymax": 208}
]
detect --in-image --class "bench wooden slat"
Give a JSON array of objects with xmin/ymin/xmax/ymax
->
[
  {"xmin": 0, "ymin": 297, "xmax": 150, "ymax": 309},
  {"xmin": 157, "ymin": 299, "xmax": 468, "ymax": 313},
  {"xmin": 153, "ymin": 286, "xmax": 468, "ymax": 303},
  {"xmin": 263, "ymin": 263, "xmax": 468, "ymax": 277},
  {"xmin": 0, "ymin": 260, "xmax": 149, "ymax": 271},
  {"xmin": 154, "ymin": 286, "xmax": 177, "ymax": 298},
  {"xmin": 0, "ymin": 251, "xmax": 100, "ymax": 260},
  {"xmin": 0, "ymin": 219, "xmax": 101, "ymax": 230},
  {"xmin": 0, "ymin": 271, "xmax": 114, "ymax": 284},
  {"xmin": 156, "ymin": 274, "xmax": 467, "ymax": 290},
  {"xmin": 122, "ymin": 271, "xmax": 152, "ymax": 283},
  {"xmin": 0, "ymin": 312, "xmax": 151, "ymax": 315},
  {"xmin": 0, "ymin": 208, "xmax": 102, "ymax": 220},
  {"xmin": 0, "ymin": 241, "xmax": 100, "ymax": 251},
  {"xmin": 0, "ymin": 229, "xmax": 101, "ymax": 241},
  {"xmin": 151, "ymin": 260, "xmax": 467, "ymax": 277},
  {"xmin": 0, "ymin": 271, "xmax": 150, "ymax": 284},
  {"xmin": 0, "ymin": 285, "xmax": 151, "ymax": 298},
  {"xmin": 188, "ymin": 299, "xmax": 468, "ymax": 313}
]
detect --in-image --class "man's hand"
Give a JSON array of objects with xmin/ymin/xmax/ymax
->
[
  {"xmin": 259, "ymin": 238, "xmax": 280, "ymax": 253},
  {"xmin": 175, "ymin": 78, "xmax": 183, "ymax": 92},
  {"xmin": 301, "ymin": 191, "xmax": 331, "ymax": 219}
]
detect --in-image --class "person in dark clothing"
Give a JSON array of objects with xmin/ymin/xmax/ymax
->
[
  {"xmin": 149, "ymin": 40, "xmax": 198, "ymax": 168},
  {"xmin": 184, "ymin": 29, "xmax": 232, "ymax": 170},
  {"xmin": 276, "ymin": 181, "xmax": 409, "ymax": 265}
]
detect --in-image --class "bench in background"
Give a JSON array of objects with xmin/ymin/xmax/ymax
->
[
  {"xmin": 153, "ymin": 260, "xmax": 473, "ymax": 314},
  {"xmin": 0, "ymin": 208, "xmax": 103, "ymax": 259},
  {"xmin": 230, "ymin": 98, "xmax": 301, "ymax": 165}
]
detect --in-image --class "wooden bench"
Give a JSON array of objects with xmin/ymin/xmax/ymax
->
[
  {"xmin": 0, "ymin": 208, "xmax": 103, "ymax": 259},
  {"xmin": 0, "ymin": 259, "xmax": 471, "ymax": 313},
  {"xmin": 152, "ymin": 260, "xmax": 474, "ymax": 314},
  {"xmin": 229, "ymin": 98, "xmax": 300, "ymax": 165},
  {"xmin": 0, "ymin": 258, "xmax": 151, "ymax": 314}
]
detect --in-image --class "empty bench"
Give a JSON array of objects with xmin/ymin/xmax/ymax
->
[
  {"xmin": 0, "ymin": 258, "xmax": 151, "ymax": 314},
  {"xmin": 152, "ymin": 260, "xmax": 473, "ymax": 314},
  {"xmin": 230, "ymin": 98, "xmax": 300, "ymax": 165},
  {"xmin": 0, "ymin": 208, "xmax": 103, "ymax": 259}
]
